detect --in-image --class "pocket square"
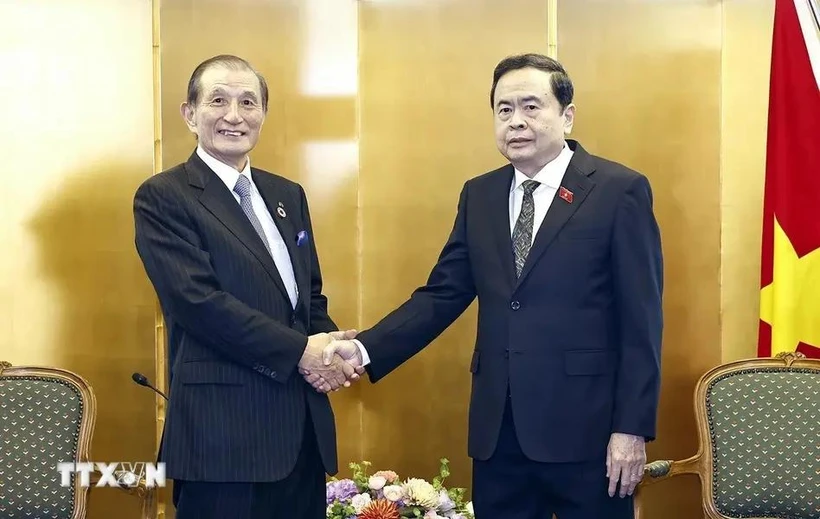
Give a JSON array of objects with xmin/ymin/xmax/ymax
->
[{"xmin": 296, "ymin": 230, "xmax": 309, "ymax": 247}]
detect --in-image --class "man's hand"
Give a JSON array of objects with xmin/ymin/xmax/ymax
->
[
  {"xmin": 606, "ymin": 433, "xmax": 646, "ymax": 498},
  {"xmin": 301, "ymin": 339, "xmax": 365, "ymax": 393},
  {"xmin": 297, "ymin": 333, "xmax": 360, "ymax": 393},
  {"xmin": 329, "ymin": 329, "xmax": 359, "ymax": 341}
]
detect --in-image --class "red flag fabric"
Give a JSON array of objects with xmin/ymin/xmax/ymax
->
[{"xmin": 758, "ymin": 0, "xmax": 820, "ymax": 358}]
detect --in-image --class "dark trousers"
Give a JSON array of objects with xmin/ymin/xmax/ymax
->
[
  {"xmin": 172, "ymin": 417, "xmax": 325, "ymax": 519},
  {"xmin": 472, "ymin": 398, "xmax": 633, "ymax": 519}
]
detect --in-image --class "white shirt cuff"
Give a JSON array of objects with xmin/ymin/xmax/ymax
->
[{"xmin": 352, "ymin": 339, "xmax": 371, "ymax": 367}]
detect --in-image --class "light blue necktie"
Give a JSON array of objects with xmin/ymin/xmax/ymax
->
[{"xmin": 233, "ymin": 174, "xmax": 270, "ymax": 253}]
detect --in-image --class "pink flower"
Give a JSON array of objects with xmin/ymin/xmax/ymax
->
[{"xmin": 373, "ymin": 470, "xmax": 399, "ymax": 484}]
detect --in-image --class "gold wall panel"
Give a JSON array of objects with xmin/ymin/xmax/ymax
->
[
  {"xmin": 558, "ymin": 2, "xmax": 723, "ymax": 518},
  {"xmin": 358, "ymin": 0, "xmax": 551, "ymax": 489},
  {"xmin": 158, "ymin": 2, "xmax": 362, "ymax": 512},
  {"xmin": 0, "ymin": 1, "xmax": 156, "ymax": 518},
  {"xmin": 720, "ymin": 0, "xmax": 775, "ymax": 363}
]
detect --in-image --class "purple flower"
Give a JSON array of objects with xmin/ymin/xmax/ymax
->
[
  {"xmin": 326, "ymin": 479, "xmax": 359, "ymax": 505},
  {"xmin": 438, "ymin": 491, "xmax": 456, "ymax": 513}
]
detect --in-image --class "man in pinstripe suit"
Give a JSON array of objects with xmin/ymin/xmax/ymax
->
[{"xmin": 133, "ymin": 55, "xmax": 363, "ymax": 519}]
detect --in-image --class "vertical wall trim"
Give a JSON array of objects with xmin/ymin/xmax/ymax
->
[
  {"xmin": 548, "ymin": 0, "xmax": 558, "ymax": 58},
  {"xmin": 151, "ymin": 0, "xmax": 167, "ymax": 517}
]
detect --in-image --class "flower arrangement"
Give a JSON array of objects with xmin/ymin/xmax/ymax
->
[{"xmin": 326, "ymin": 458, "xmax": 474, "ymax": 519}]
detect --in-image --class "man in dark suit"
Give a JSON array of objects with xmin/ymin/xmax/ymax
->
[
  {"xmin": 306, "ymin": 53, "xmax": 663, "ymax": 518},
  {"xmin": 133, "ymin": 55, "xmax": 361, "ymax": 519}
]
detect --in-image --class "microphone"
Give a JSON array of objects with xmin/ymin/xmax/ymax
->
[{"xmin": 131, "ymin": 372, "xmax": 169, "ymax": 401}]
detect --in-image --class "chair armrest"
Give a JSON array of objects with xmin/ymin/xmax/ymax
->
[
  {"xmin": 90, "ymin": 469, "xmax": 157, "ymax": 519},
  {"xmin": 640, "ymin": 454, "xmax": 702, "ymax": 487},
  {"xmin": 633, "ymin": 455, "xmax": 703, "ymax": 519},
  {"xmin": 114, "ymin": 473, "xmax": 157, "ymax": 519}
]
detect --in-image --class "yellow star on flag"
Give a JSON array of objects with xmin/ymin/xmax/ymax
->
[{"xmin": 759, "ymin": 218, "xmax": 820, "ymax": 356}]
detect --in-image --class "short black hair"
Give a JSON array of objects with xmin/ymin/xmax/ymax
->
[
  {"xmin": 490, "ymin": 53, "xmax": 574, "ymax": 111},
  {"xmin": 186, "ymin": 54, "xmax": 269, "ymax": 112}
]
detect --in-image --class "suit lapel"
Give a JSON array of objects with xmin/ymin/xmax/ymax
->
[
  {"xmin": 185, "ymin": 153, "xmax": 291, "ymax": 302},
  {"xmin": 487, "ymin": 165, "xmax": 518, "ymax": 290},
  {"xmin": 253, "ymin": 170, "xmax": 309, "ymax": 310},
  {"xmin": 515, "ymin": 143, "xmax": 596, "ymax": 288}
]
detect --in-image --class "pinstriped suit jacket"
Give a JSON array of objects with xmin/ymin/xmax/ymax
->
[{"xmin": 133, "ymin": 151, "xmax": 339, "ymax": 482}]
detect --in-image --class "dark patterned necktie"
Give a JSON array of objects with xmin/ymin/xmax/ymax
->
[
  {"xmin": 512, "ymin": 180, "xmax": 541, "ymax": 277},
  {"xmin": 233, "ymin": 174, "xmax": 271, "ymax": 253}
]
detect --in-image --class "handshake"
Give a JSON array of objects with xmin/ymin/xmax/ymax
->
[{"xmin": 297, "ymin": 329, "xmax": 364, "ymax": 393}]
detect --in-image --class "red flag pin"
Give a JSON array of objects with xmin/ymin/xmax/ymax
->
[{"xmin": 558, "ymin": 186, "xmax": 574, "ymax": 204}]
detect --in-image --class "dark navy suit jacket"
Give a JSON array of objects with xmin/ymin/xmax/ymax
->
[
  {"xmin": 133, "ymin": 151, "xmax": 339, "ymax": 482},
  {"xmin": 357, "ymin": 140, "xmax": 663, "ymax": 463}
]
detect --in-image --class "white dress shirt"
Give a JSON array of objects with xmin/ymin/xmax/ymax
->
[
  {"xmin": 509, "ymin": 142, "xmax": 574, "ymax": 244},
  {"xmin": 198, "ymin": 146, "xmax": 299, "ymax": 309},
  {"xmin": 354, "ymin": 142, "xmax": 574, "ymax": 368}
]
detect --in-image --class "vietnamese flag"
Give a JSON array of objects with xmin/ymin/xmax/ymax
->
[{"xmin": 758, "ymin": 0, "xmax": 820, "ymax": 358}]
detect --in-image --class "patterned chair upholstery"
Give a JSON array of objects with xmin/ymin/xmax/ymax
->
[
  {"xmin": 636, "ymin": 352, "xmax": 820, "ymax": 519},
  {"xmin": 0, "ymin": 361, "xmax": 156, "ymax": 519}
]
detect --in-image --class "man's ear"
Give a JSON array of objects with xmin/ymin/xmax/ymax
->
[
  {"xmin": 180, "ymin": 102, "xmax": 197, "ymax": 134},
  {"xmin": 563, "ymin": 103, "xmax": 576, "ymax": 135}
]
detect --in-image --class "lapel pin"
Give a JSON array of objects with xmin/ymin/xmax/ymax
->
[
  {"xmin": 296, "ymin": 230, "xmax": 309, "ymax": 247},
  {"xmin": 558, "ymin": 186, "xmax": 574, "ymax": 204},
  {"xmin": 277, "ymin": 206, "xmax": 287, "ymax": 218}
]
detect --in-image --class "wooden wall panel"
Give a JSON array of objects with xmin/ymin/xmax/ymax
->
[
  {"xmin": 0, "ymin": 1, "xmax": 156, "ymax": 518},
  {"xmin": 721, "ymin": 1, "xmax": 775, "ymax": 363},
  {"xmin": 558, "ymin": 2, "xmax": 723, "ymax": 518},
  {"xmin": 357, "ymin": 0, "xmax": 551, "ymax": 489}
]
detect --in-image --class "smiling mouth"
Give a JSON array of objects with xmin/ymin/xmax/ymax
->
[{"xmin": 219, "ymin": 130, "xmax": 245, "ymax": 137}]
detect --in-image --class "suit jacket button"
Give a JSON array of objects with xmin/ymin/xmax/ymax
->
[{"xmin": 510, "ymin": 301, "xmax": 521, "ymax": 310}]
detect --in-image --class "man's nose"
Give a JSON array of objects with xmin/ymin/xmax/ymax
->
[
  {"xmin": 224, "ymin": 101, "xmax": 243, "ymax": 123},
  {"xmin": 509, "ymin": 109, "xmax": 526, "ymax": 129}
]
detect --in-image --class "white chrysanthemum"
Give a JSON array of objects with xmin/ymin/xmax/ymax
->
[
  {"xmin": 403, "ymin": 478, "xmax": 439, "ymax": 509},
  {"xmin": 382, "ymin": 484, "xmax": 404, "ymax": 502},
  {"xmin": 351, "ymin": 493, "xmax": 372, "ymax": 514}
]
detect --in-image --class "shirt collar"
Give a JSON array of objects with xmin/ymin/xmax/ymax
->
[
  {"xmin": 197, "ymin": 146, "xmax": 252, "ymax": 193},
  {"xmin": 511, "ymin": 142, "xmax": 574, "ymax": 193}
]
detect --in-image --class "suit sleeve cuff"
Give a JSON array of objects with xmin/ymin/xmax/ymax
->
[{"xmin": 352, "ymin": 339, "xmax": 371, "ymax": 367}]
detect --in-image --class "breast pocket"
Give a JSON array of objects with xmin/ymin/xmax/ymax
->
[{"xmin": 559, "ymin": 226, "xmax": 609, "ymax": 241}]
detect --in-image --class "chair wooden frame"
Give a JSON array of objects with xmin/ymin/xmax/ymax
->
[
  {"xmin": 634, "ymin": 352, "xmax": 820, "ymax": 519},
  {"xmin": 0, "ymin": 361, "xmax": 156, "ymax": 519}
]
